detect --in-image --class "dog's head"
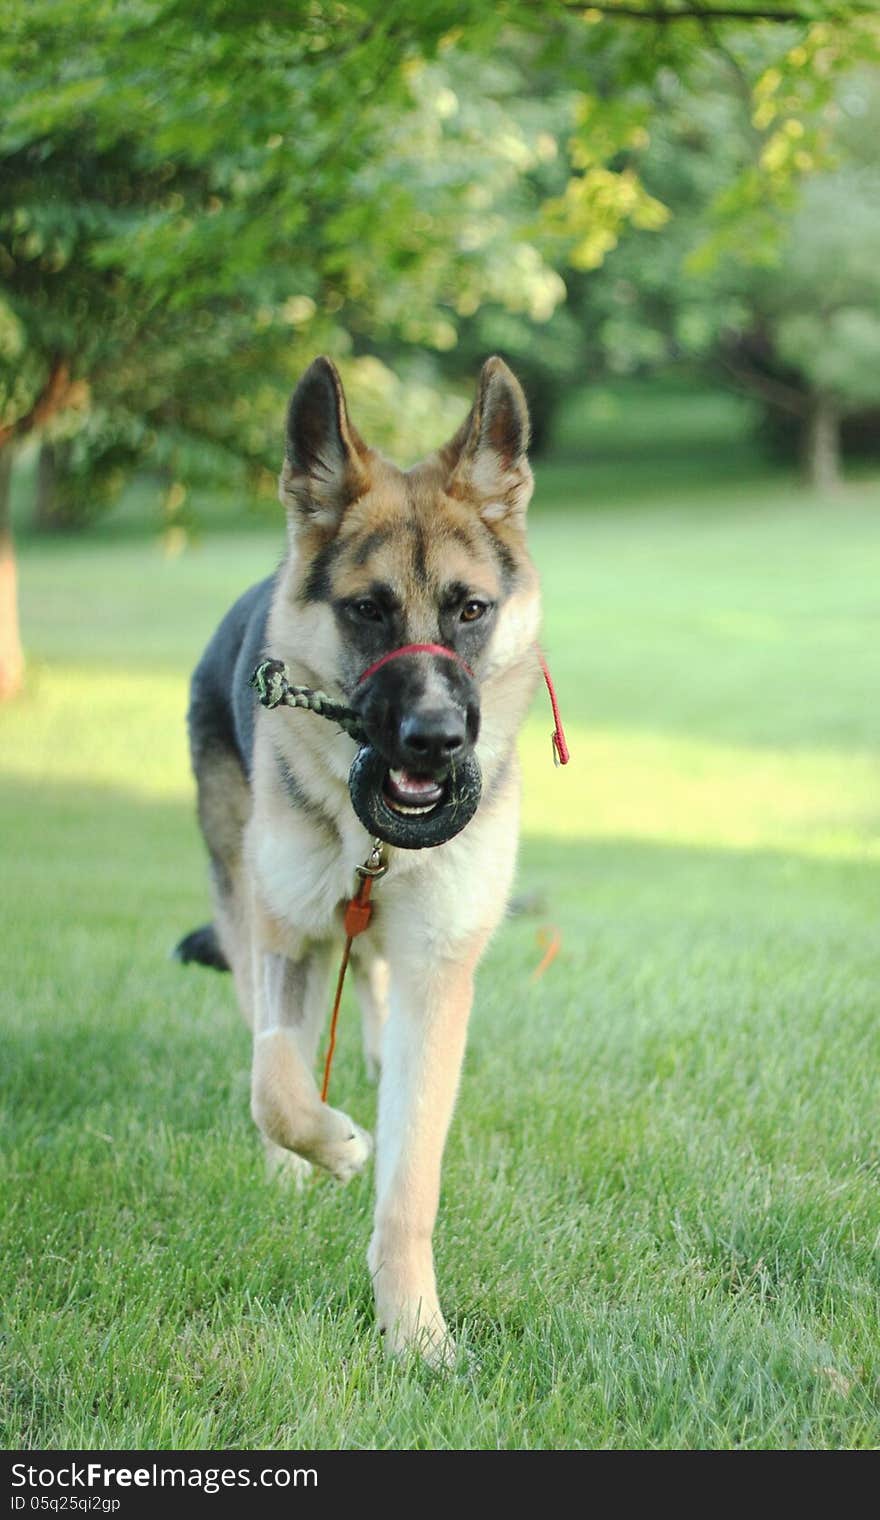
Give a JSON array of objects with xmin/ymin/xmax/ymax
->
[{"xmin": 277, "ymin": 355, "xmax": 539, "ymax": 822}]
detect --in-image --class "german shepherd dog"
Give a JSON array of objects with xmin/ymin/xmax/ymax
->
[{"xmin": 176, "ymin": 355, "xmax": 541, "ymax": 1364}]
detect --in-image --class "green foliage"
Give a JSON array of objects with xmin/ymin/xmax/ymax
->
[
  {"xmin": 540, "ymin": 93, "xmax": 669, "ymax": 273},
  {"xmin": 554, "ymin": 25, "xmax": 880, "ymax": 480},
  {"xmin": 0, "ymin": 1, "xmax": 571, "ymax": 501},
  {"xmin": 1, "ymin": 0, "xmax": 878, "ymax": 515},
  {"xmin": 767, "ymin": 164, "xmax": 880, "ymax": 408}
]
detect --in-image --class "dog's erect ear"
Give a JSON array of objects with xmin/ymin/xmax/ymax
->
[
  {"xmin": 443, "ymin": 356, "xmax": 533, "ymax": 526},
  {"xmin": 279, "ymin": 357, "xmax": 370, "ymax": 530}
]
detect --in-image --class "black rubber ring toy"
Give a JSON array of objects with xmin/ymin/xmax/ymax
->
[
  {"xmin": 250, "ymin": 658, "xmax": 482, "ymax": 851},
  {"xmin": 348, "ymin": 744, "xmax": 482, "ymax": 851}
]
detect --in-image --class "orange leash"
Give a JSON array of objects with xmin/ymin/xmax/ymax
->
[
  {"xmin": 321, "ymin": 842, "xmax": 386, "ymax": 1103},
  {"xmin": 530, "ymin": 926, "xmax": 562, "ymax": 982}
]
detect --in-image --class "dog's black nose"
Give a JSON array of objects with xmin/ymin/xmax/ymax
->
[{"xmin": 398, "ymin": 709, "xmax": 467, "ymax": 771}]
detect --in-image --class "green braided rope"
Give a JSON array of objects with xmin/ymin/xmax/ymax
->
[{"xmin": 250, "ymin": 658, "xmax": 366, "ymax": 742}]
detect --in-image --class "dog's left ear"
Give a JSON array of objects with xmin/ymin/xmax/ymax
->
[{"xmin": 443, "ymin": 356, "xmax": 533, "ymax": 526}]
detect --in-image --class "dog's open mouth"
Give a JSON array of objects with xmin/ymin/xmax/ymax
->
[{"xmin": 383, "ymin": 767, "xmax": 447, "ymax": 817}]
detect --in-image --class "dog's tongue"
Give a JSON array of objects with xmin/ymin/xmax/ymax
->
[{"xmin": 387, "ymin": 767, "xmax": 444, "ymax": 806}]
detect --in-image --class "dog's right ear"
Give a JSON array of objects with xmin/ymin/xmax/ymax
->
[
  {"xmin": 279, "ymin": 357, "xmax": 370, "ymax": 530},
  {"xmin": 441, "ymin": 356, "xmax": 533, "ymax": 528}
]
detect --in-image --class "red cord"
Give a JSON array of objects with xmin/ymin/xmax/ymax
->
[
  {"xmin": 358, "ymin": 642, "xmax": 568, "ymax": 768},
  {"xmin": 358, "ymin": 643, "xmax": 473, "ymax": 685},
  {"xmin": 537, "ymin": 649, "xmax": 570, "ymax": 765}
]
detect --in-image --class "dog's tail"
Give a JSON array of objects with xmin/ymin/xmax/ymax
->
[{"xmin": 172, "ymin": 923, "xmax": 230, "ymax": 973}]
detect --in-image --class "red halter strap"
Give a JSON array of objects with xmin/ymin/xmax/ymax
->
[
  {"xmin": 357, "ymin": 642, "xmax": 474, "ymax": 685},
  {"xmin": 357, "ymin": 641, "xmax": 570, "ymax": 765}
]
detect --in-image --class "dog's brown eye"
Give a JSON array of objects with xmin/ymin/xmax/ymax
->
[
  {"xmin": 355, "ymin": 599, "xmax": 382, "ymax": 622},
  {"xmin": 460, "ymin": 600, "xmax": 486, "ymax": 623}
]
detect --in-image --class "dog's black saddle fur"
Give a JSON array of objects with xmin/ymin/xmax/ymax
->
[
  {"xmin": 187, "ymin": 574, "xmax": 275, "ymax": 781},
  {"xmin": 173, "ymin": 574, "xmax": 274, "ymax": 971}
]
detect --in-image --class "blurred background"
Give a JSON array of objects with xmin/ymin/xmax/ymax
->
[{"xmin": 3, "ymin": 4, "xmax": 880, "ymax": 541}]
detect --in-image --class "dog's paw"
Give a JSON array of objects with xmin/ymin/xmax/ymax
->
[
  {"xmin": 263, "ymin": 1138, "xmax": 313, "ymax": 1190},
  {"xmin": 310, "ymin": 1109, "xmax": 372, "ymax": 1184},
  {"xmin": 379, "ymin": 1302, "xmax": 457, "ymax": 1370}
]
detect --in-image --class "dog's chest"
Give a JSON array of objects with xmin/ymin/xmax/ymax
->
[{"xmin": 248, "ymin": 805, "xmax": 372, "ymax": 946}]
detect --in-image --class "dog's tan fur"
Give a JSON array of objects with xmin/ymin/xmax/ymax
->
[{"xmin": 194, "ymin": 356, "xmax": 541, "ymax": 1363}]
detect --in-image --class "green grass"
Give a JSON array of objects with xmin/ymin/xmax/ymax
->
[{"xmin": 2, "ymin": 451, "xmax": 880, "ymax": 1448}]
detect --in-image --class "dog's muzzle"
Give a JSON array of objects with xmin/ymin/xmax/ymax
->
[{"xmin": 348, "ymin": 644, "xmax": 482, "ymax": 851}]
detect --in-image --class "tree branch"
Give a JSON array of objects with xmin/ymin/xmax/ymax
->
[
  {"xmin": 695, "ymin": 11, "xmax": 759, "ymax": 105},
  {"xmin": 563, "ymin": 3, "xmax": 812, "ymax": 22},
  {"xmin": 718, "ymin": 354, "xmax": 807, "ymax": 415}
]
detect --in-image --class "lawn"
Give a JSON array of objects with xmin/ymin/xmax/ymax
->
[{"xmin": 2, "ymin": 437, "xmax": 879, "ymax": 1448}]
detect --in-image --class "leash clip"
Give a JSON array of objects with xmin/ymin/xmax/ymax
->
[{"xmin": 356, "ymin": 838, "xmax": 388, "ymax": 881}]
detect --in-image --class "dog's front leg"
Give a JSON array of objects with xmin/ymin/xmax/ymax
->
[
  {"xmin": 368, "ymin": 943, "xmax": 482, "ymax": 1366},
  {"xmin": 251, "ymin": 939, "xmax": 372, "ymax": 1184},
  {"xmin": 351, "ymin": 947, "xmax": 390, "ymax": 1083}
]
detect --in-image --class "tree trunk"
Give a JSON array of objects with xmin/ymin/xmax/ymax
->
[
  {"xmin": 0, "ymin": 448, "xmax": 24, "ymax": 701},
  {"xmin": 801, "ymin": 394, "xmax": 842, "ymax": 493},
  {"xmin": 34, "ymin": 440, "xmax": 72, "ymax": 531}
]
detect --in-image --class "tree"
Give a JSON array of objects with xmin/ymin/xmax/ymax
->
[
  {"xmin": 0, "ymin": 448, "xmax": 22, "ymax": 698},
  {"xmin": 444, "ymin": 8, "xmax": 880, "ymax": 467},
  {"xmin": 734, "ymin": 150, "xmax": 880, "ymax": 489},
  {"xmin": 556, "ymin": 22, "xmax": 880, "ymax": 488},
  {"xmin": 0, "ymin": 2, "xmax": 568, "ymax": 489}
]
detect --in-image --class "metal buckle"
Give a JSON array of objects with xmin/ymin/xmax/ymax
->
[{"xmin": 356, "ymin": 839, "xmax": 388, "ymax": 881}]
